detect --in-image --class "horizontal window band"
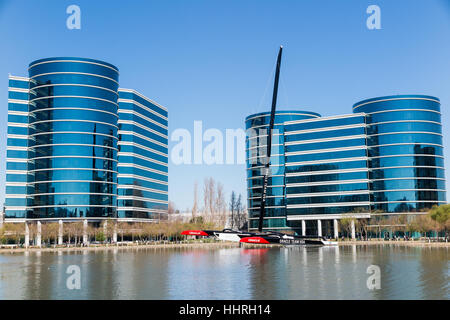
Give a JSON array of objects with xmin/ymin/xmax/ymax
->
[
  {"xmin": 246, "ymin": 133, "xmax": 283, "ymax": 140},
  {"xmin": 118, "ymin": 99, "xmax": 167, "ymax": 121},
  {"xmin": 30, "ymin": 131, "xmax": 118, "ymax": 140},
  {"xmin": 285, "ymin": 135, "xmax": 366, "ymax": 146},
  {"xmin": 287, "ymin": 202, "xmax": 371, "ymax": 209},
  {"xmin": 118, "ymin": 109, "xmax": 167, "ymax": 130},
  {"xmin": 370, "ymin": 154, "xmax": 443, "ymax": 159},
  {"xmin": 28, "ymin": 167, "xmax": 117, "ymax": 173},
  {"xmin": 286, "ymin": 179, "xmax": 369, "ymax": 187},
  {"xmin": 117, "ymin": 196, "xmax": 167, "ymax": 204},
  {"xmin": 28, "ymin": 59, "xmax": 119, "ymax": 73},
  {"xmin": 26, "ymin": 204, "xmax": 117, "ymax": 209},
  {"xmin": 248, "ymin": 206, "xmax": 285, "ymax": 210},
  {"xmin": 30, "ymin": 71, "xmax": 119, "ymax": 85},
  {"xmin": 285, "ymin": 124, "xmax": 365, "ymax": 136},
  {"xmin": 117, "ymin": 163, "xmax": 167, "ymax": 176},
  {"xmin": 370, "ymin": 165, "xmax": 445, "ymax": 171},
  {"xmin": 118, "ymin": 152, "xmax": 168, "ymax": 165},
  {"xmin": 31, "ymin": 83, "xmax": 118, "ymax": 95},
  {"xmin": 285, "ymin": 146, "xmax": 367, "ymax": 156},
  {"xmin": 247, "ymin": 122, "xmax": 288, "ymax": 130},
  {"xmin": 247, "ymin": 153, "xmax": 283, "ymax": 160},
  {"xmin": 117, "ymin": 141, "xmax": 167, "ymax": 157},
  {"xmin": 118, "ymin": 131, "xmax": 168, "ymax": 147},
  {"xmin": 368, "ymin": 142, "xmax": 444, "ymax": 148},
  {"xmin": 248, "ymin": 185, "xmax": 285, "ymax": 190},
  {"xmin": 117, "ymin": 174, "xmax": 168, "ymax": 185},
  {"xmin": 370, "ymin": 177, "xmax": 445, "ymax": 181},
  {"xmin": 246, "ymin": 144, "xmax": 283, "ymax": 151},
  {"xmin": 30, "ymin": 95, "xmax": 118, "ymax": 107},
  {"xmin": 368, "ymin": 131, "xmax": 442, "ymax": 137},
  {"xmin": 27, "ymin": 192, "xmax": 117, "ymax": 197},
  {"xmin": 118, "ymin": 120, "xmax": 167, "ymax": 139},
  {"xmin": 370, "ymin": 200, "xmax": 446, "ymax": 204},
  {"xmin": 117, "ymin": 207, "xmax": 167, "ymax": 213},
  {"xmin": 248, "ymin": 217, "xmax": 286, "ymax": 220},
  {"xmin": 286, "ymin": 190, "xmax": 370, "ymax": 198},
  {"xmin": 247, "ymin": 174, "xmax": 284, "ymax": 180},
  {"xmin": 118, "ymin": 185, "xmax": 168, "ymax": 194},
  {"xmin": 286, "ymin": 213, "xmax": 371, "ymax": 220},
  {"xmin": 30, "ymin": 155, "xmax": 119, "ymax": 162},
  {"xmin": 29, "ymin": 119, "xmax": 119, "ymax": 129},
  {"xmin": 28, "ymin": 180, "xmax": 117, "ymax": 185},
  {"xmin": 285, "ymin": 156, "xmax": 368, "ymax": 166},
  {"xmin": 29, "ymin": 107, "xmax": 119, "ymax": 118},
  {"xmin": 365, "ymin": 108, "xmax": 441, "ymax": 116},
  {"xmin": 353, "ymin": 97, "xmax": 440, "ymax": 110},
  {"xmin": 248, "ymin": 195, "xmax": 285, "ymax": 200},
  {"xmin": 29, "ymin": 143, "xmax": 118, "ymax": 151},
  {"xmin": 367, "ymin": 119, "xmax": 441, "ymax": 127},
  {"xmin": 370, "ymin": 188, "xmax": 446, "ymax": 193}
]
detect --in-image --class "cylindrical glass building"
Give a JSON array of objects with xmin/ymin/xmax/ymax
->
[
  {"xmin": 27, "ymin": 57, "xmax": 119, "ymax": 218},
  {"xmin": 246, "ymin": 110, "xmax": 321, "ymax": 231},
  {"xmin": 353, "ymin": 95, "xmax": 446, "ymax": 214}
]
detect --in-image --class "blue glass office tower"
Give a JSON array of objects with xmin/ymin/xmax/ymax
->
[
  {"xmin": 5, "ymin": 57, "xmax": 168, "ymax": 221},
  {"xmin": 246, "ymin": 95, "xmax": 445, "ymax": 236},
  {"xmin": 353, "ymin": 95, "xmax": 445, "ymax": 215},
  {"xmin": 246, "ymin": 111, "xmax": 320, "ymax": 231}
]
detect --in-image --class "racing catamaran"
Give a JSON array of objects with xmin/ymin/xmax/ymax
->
[{"xmin": 182, "ymin": 46, "xmax": 337, "ymax": 246}]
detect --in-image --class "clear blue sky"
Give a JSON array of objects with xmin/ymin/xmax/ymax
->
[{"xmin": 0, "ymin": 0, "xmax": 449, "ymax": 211}]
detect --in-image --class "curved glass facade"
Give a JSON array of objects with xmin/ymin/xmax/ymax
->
[
  {"xmin": 5, "ymin": 58, "xmax": 168, "ymax": 220},
  {"xmin": 246, "ymin": 110, "xmax": 321, "ymax": 231},
  {"xmin": 353, "ymin": 95, "xmax": 446, "ymax": 213},
  {"xmin": 26, "ymin": 58, "xmax": 119, "ymax": 218}
]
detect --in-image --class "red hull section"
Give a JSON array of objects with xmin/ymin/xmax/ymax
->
[
  {"xmin": 240, "ymin": 237, "xmax": 270, "ymax": 244},
  {"xmin": 181, "ymin": 230, "xmax": 209, "ymax": 236}
]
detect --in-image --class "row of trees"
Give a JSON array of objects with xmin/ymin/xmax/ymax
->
[
  {"xmin": 174, "ymin": 177, "xmax": 247, "ymax": 230},
  {"xmin": 338, "ymin": 204, "xmax": 450, "ymax": 239},
  {"xmin": 0, "ymin": 220, "xmax": 220, "ymax": 246}
]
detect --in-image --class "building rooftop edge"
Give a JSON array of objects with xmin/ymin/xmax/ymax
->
[
  {"xmin": 246, "ymin": 110, "xmax": 321, "ymax": 120},
  {"xmin": 353, "ymin": 95, "xmax": 440, "ymax": 109},
  {"xmin": 119, "ymin": 88, "xmax": 167, "ymax": 112},
  {"xmin": 28, "ymin": 57, "xmax": 119, "ymax": 72}
]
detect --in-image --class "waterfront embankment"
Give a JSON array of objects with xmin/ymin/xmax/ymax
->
[{"xmin": 1, "ymin": 239, "xmax": 449, "ymax": 253}]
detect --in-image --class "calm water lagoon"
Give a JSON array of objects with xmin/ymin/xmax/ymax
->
[{"xmin": 0, "ymin": 245, "xmax": 448, "ymax": 300}]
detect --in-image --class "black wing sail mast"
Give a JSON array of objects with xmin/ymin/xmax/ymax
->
[{"xmin": 258, "ymin": 46, "xmax": 283, "ymax": 232}]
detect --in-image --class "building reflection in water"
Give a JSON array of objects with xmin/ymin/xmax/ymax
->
[{"xmin": 0, "ymin": 246, "xmax": 447, "ymax": 299}]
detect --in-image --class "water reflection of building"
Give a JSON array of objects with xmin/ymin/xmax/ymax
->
[{"xmin": 246, "ymin": 95, "xmax": 446, "ymax": 237}]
